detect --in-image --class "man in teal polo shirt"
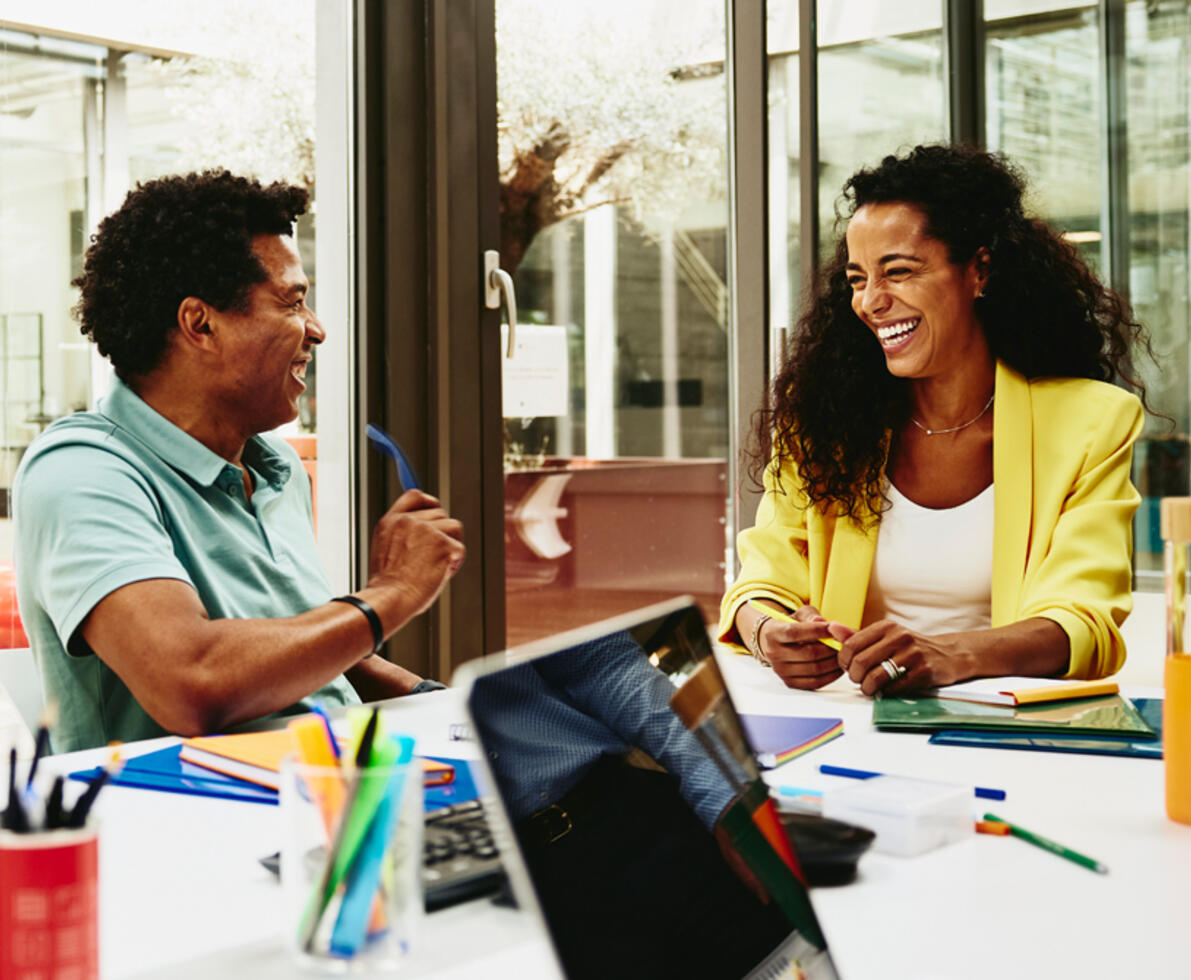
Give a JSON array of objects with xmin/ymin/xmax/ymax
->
[{"xmin": 13, "ymin": 172, "xmax": 464, "ymax": 753}]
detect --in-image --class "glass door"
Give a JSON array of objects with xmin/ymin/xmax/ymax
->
[{"xmin": 494, "ymin": 0, "xmax": 735, "ymax": 647}]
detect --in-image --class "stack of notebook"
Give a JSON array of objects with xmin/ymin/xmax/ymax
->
[
  {"xmin": 873, "ymin": 678, "xmax": 1162, "ymax": 759},
  {"xmin": 69, "ymin": 727, "xmax": 472, "ymax": 805}
]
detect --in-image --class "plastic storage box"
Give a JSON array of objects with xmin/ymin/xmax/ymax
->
[{"xmin": 820, "ymin": 775, "xmax": 970, "ymax": 856}]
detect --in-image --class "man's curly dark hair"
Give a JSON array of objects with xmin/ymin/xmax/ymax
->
[
  {"xmin": 73, "ymin": 170, "xmax": 309, "ymax": 380},
  {"xmin": 754, "ymin": 143, "xmax": 1156, "ymax": 522}
]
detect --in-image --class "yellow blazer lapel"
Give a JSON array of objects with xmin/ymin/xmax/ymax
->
[{"xmin": 992, "ymin": 361, "xmax": 1032, "ymax": 625}]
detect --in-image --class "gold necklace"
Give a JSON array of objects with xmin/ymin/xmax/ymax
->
[{"xmin": 911, "ymin": 393, "xmax": 994, "ymax": 436}]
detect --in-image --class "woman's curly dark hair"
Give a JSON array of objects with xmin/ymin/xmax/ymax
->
[
  {"xmin": 73, "ymin": 170, "xmax": 309, "ymax": 379},
  {"xmin": 755, "ymin": 143, "xmax": 1155, "ymax": 522}
]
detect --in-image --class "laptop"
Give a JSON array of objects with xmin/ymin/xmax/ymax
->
[{"xmin": 452, "ymin": 596, "xmax": 839, "ymax": 980}]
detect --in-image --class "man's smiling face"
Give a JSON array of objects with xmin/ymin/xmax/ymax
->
[{"xmin": 210, "ymin": 233, "xmax": 324, "ymax": 435}]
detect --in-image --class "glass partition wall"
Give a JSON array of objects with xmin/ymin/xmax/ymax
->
[
  {"xmin": 3, "ymin": 1, "xmax": 1190, "ymax": 675},
  {"xmin": 1122, "ymin": 0, "xmax": 1191, "ymax": 577},
  {"xmin": 0, "ymin": 4, "xmax": 354, "ymax": 658},
  {"xmin": 496, "ymin": 0, "xmax": 733, "ymax": 645}
]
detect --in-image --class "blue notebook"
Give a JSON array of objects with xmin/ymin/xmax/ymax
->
[
  {"xmin": 928, "ymin": 697, "xmax": 1163, "ymax": 759},
  {"xmin": 70, "ymin": 745, "xmax": 481, "ymax": 809},
  {"xmin": 69, "ymin": 744, "xmax": 280, "ymax": 804}
]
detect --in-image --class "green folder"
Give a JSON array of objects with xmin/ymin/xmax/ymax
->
[
  {"xmin": 927, "ymin": 697, "xmax": 1163, "ymax": 758},
  {"xmin": 872, "ymin": 692, "xmax": 1157, "ymax": 738}
]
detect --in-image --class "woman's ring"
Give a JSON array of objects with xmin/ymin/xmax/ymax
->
[{"xmin": 880, "ymin": 659, "xmax": 906, "ymax": 681}]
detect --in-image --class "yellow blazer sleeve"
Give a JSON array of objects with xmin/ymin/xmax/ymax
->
[
  {"xmin": 717, "ymin": 456, "xmax": 812, "ymax": 653},
  {"xmin": 1013, "ymin": 380, "xmax": 1143, "ymax": 679}
]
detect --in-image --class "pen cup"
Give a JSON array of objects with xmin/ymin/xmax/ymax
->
[
  {"xmin": 279, "ymin": 755, "xmax": 423, "ymax": 973},
  {"xmin": 0, "ymin": 824, "xmax": 100, "ymax": 979}
]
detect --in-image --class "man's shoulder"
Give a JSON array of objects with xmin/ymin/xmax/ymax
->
[
  {"xmin": 15, "ymin": 412, "xmax": 158, "ymax": 502},
  {"xmin": 23, "ymin": 414, "xmax": 134, "ymax": 459}
]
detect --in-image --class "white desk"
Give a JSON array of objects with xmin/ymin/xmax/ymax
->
[
  {"xmin": 39, "ymin": 692, "xmax": 560, "ymax": 980},
  {"xmin": 716, "ymin": 652, "xmax": 1191, "ymax": 980},
  {"xmin": 40, "ymin": 656, "xmax": 1191, "ymax": 980}
]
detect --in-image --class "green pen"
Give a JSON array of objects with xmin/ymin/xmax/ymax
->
[
  {"xmin": 983, "ymin": 813, "xmax": 1108, "ymax": 875},
  {"xmin": 748, "ymin": 599, "xmax": 842, "ymax": 651},
  {"xmin": 300, "ymin": 708, "xmax": 399, "ymax": 952}
]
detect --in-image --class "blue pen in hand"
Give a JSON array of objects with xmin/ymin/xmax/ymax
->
[{"xmin": 365, "ymin": 424, "xmax": 421, "ymax": 493}]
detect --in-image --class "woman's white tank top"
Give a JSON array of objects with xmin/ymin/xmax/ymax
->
[{"xmin": 860, "ymin": 481, "xmax": 995, "ymax": 635}]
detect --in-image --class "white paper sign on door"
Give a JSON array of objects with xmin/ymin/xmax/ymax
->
[{"xmin": 502, "ymin": 324, "xmax": 570, "ymax": 418}]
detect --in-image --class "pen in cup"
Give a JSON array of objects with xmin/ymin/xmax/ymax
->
[
  {"xmin": 68, "ymin": 749, "xmax": 123, "ymax": 828},
  {"xmin": 25, "ymin": 700, "xmax": 58, "ymax": 790},
  {"xmin": 308, "ymin": 702, "xmax": 341, "ymax": 762},
  {"xmin": 4, "ymin": 747, "xmax": 29, "ymax": 832}
]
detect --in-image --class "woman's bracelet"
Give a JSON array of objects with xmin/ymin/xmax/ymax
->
[{"xmin": 749, "ymin": 613, "xmax": 773, "ymax": 668}]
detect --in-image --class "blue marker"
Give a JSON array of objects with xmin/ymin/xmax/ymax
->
[
  {"xmin": 365, "ymin": 424, "xmax": 421, "ymax": 493},
  {"xmin": 310, "ymin": 702, "xmax": 341, "ymax": 761},
  {"xmin": 818, "ymin": 764, "xmax": 1007, "ymax": 801}
]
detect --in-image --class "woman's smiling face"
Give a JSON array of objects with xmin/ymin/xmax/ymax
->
[{"xmin": 845, "ymin": 201, "xmax": 988, "ymax": 381}]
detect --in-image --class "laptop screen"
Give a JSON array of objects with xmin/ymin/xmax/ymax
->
[{"xmin": 464, "ymin": 600, "xmax": 838, "ymax": 980}]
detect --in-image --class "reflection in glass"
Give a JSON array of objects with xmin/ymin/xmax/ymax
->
[
  {"xmin": 468, "ymin": 603, "xmax": 836, "ymax": 979},
  {"xmin": 0, "ymin": 8, "xmax": 323, "ymax": 613},
  {"xmin": 815, "ymin": 3, "xmax": 945, "ymax": 259},
  {"xmin": 986, "ymin": 5, "xmax": 1102, "ymax": 266},
  {"xmin": 0, "ymin": 35, "xmax": 95, "ymax": 638},
  {"xmin": 1123, "ymin": 0, "xmax": 1191, "ymax": 572},
  {"xmin": 496, "ymin": 0, "xmax": 731, "ymax": 644}
]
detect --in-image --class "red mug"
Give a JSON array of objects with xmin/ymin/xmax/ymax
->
[{"xmin": 0, "ymin": 826, "xmax": 99, "ymax": 979}]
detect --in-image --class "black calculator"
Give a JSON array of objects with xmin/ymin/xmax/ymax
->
[{"xmin": 422, "ymin": 799, "xmax": 508, "ymax": 912}]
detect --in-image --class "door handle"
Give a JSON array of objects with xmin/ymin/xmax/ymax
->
[{"xmin": 484, "ymin": 250, "xmax": 518, "ymax": 358}]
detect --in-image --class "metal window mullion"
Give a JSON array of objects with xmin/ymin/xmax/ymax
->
[
  {"xmin": 799, "ymin": 0, "xmax": 818, "ymax": 283},
  {"xmin": 945, "ymin": 0, "xmax": 985, "ymax": 146},
  {"xmin": 726, "ymin": 0, "xmax": 769, "ymax": 560},
  {"xmin": 1099, "ymin": 0, "xmax": 1129, "ymax": 301}
]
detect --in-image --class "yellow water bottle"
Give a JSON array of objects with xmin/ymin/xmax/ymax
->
[{"xmin": 1161, "ymin": 497, "xmax": 1191, "ymax": 824}]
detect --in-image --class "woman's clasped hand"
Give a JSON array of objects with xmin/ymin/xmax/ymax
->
[
  {"xmin": 759, "ymin": 609, "xmax": 967, "ymax": 696},
  {"xmin": 754, "ymin": 605, "xmax": 849, "ymax": 690}
]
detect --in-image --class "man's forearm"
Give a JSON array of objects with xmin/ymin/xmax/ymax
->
[{"xmin": 81, "ymin": 579, "xmax": 428, "ymax": 736}]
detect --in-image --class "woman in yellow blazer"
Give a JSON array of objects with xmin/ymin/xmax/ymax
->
[{"xmin": 719, "ymin": 145, "xmax": 1153, "ymax": 695}]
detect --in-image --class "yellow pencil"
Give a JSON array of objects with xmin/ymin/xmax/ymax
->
[{"xmin": 748, "ymin": 600, "xmax": 842, "ymax": 651}]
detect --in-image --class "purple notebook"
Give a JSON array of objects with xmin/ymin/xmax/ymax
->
[{"xmin": 740, "ymin": 714, "xmax": 844, "ymax": 768}]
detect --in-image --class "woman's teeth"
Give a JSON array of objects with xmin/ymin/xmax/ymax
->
[{"xmin": 877, "ymin": 319, "xmax": 919, "ymax": 346}]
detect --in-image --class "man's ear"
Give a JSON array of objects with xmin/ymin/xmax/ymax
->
[
  {"xmin": 973, "ymin": 246, "xmax": 992, "ymax": 295},
  {"xmin": 176, "ymin": 297, "xmax": 216, "ymax": 350}
]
